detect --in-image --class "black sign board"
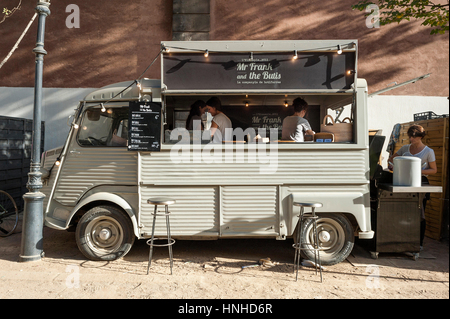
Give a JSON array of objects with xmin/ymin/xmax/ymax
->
[
  {"xmin": 223, "ymin": 105, "xmax": 320, "ymax": 139},
  {"xmin": 128, "ymin": 102, "xmax": 161, "ymax": 151},
  {"xmin": 251, "ymin": 112, "xmax": 283, "ymax": 130},
  {"xmin": 163, "ymin": 52, "xmax": 355, "ymax": 91}
]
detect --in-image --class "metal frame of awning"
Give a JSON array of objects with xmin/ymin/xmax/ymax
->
[{"xmin": 369, "ymin": 73, "xmax": 431, "ymax": 97}]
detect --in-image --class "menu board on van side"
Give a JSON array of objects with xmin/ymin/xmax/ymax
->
[{"xmin": 128, "ymin": 102, "xmax": 161, "ymax": 151}]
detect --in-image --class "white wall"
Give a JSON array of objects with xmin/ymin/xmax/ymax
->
[
  {"xmin": 1, "ymin": 87, "xmax": 448, "ymax": 169},
  {"xmin": 368, "ymin": 95, "xmax": 449, "ymax": 168},
  {"xmin": 0, "ymin": 87, "xmax": 95, "ymax": 150}
]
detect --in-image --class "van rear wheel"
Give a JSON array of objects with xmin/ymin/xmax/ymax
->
[
  {"xmin": 76, "ymin": 206, "xmax": 135, "ymax": 261},
  {"xmin": 297, "ymin": 213, "xmax": 354, "ymax": 266}
]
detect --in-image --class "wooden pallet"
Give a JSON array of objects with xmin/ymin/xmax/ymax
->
[{"xmin": 393, "ymin": 117, "xmax": 449, "ymax": 240}]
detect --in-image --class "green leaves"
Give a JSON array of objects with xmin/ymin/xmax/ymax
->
[
  {"xmin": 351, "ymin": 0, "xmax": 449, "ymax": 34},
  {"xmin": 3, "ymin": 8, "xmax": 12, "ymax": 16}
]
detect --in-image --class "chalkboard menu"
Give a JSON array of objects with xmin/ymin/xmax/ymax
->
[{"xmin": 128, "ymin": 102, "xmax": 161, "ymax": 151}]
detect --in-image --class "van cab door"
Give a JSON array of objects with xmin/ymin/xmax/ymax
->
[{"xmin": 51, "ymin": 105, "xmax": 137, "ymax": 208}]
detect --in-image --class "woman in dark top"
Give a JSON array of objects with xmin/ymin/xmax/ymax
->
[{"xmin": 186, "ymin": 100, "xmax": 207, "ymax": 130}]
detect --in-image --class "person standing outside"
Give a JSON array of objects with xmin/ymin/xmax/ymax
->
[
  {"xmin": 388, "ymin": 124, "xmax": 437, "ymax": 249},
  {"xmin": 281, "ymin": 97, "xmax": 315, "ymax": 142},
  {"xmin": 388, "ymin": 125, "xmax": 437, "ymax": 175},
  {"xmin": 206, "ymin": 97, "xmax": 232, "ymax": 143}
]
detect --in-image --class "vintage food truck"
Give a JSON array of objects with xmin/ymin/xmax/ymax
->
[{"xmin": 40, "ymin": 40, "xmax": 375, "ymax": 265}]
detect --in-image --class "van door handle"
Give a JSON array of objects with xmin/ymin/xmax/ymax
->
[{"xmin": 70, "ymin": 150, "xmax": 80, "ymax": 154}]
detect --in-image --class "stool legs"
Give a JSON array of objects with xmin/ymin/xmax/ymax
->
[
  {"xmin": 147, "ymin": 204, "xmax": 158, "ymax": 275},
  {"xmin": 293, "ymin": 206, "xmax": 322, "ymax": 283},
  {"xmin": 147, "ymin": 203, "xmax": 175, "ymax": 275},
  {"xmin": 294, "ymin": 206, "xmax": 304, "ymax": 281},
  {"xmin": 165, "ymin": 204, "xmax": 173, "ymax": 275},
  {"xmin": 311, "ymin": 208, "xmax": 322, "ymax": 282}
]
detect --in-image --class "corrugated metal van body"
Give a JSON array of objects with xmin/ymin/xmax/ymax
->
[
  {"xmin": 139, "ymin": 185, "xmax": 279, "ymax": 238},
  {"xmin": 53, "ymin": 147, "xmax": 137, "ymax": 206},
  {"xmin": 141, "ymin": 148, "xmax": 366, "ymax": 185},
  {"xmin": 139, "ymin": 147, "xmax": 369, "ymax": 238},
  {"xmin": 44, "ymin": 143, "xmax": 138, "ymax": 227},
  {"xmin": 140, "ymin": 185, "xmax": 219, "ymax": 237}
]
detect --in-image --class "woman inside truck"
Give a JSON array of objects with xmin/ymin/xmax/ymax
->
[
  {"xmin": 186, "ymin": 100, "xmax": 207, "ymax": 131},
  {"xmin": 281, "ymin": 97, "xmax": 315, "ymax": 142},
  {"xmin": 206, "ymin": 97, "xmax": 232, "ymax": 143}
]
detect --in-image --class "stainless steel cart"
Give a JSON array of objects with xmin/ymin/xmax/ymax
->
[{"xmin": 370, "ymin": 184, "xmax": 442, "ymax": 260}]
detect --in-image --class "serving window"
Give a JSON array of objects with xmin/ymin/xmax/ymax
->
[
  {"xmin": 163, "ymin": 94, "xmax": 354, "ymax": 145},
  {"xmin": 160, "ymin": 41, "xmax": 359, "ymax": 147}
]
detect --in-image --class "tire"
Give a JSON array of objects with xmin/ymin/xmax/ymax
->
[
  {"xmin": 75, "ymin": 206, "xmax": 135, "ymax": 261},
  {"xmin": 298, "ymin": 213, "xmax": 354, "ymax": 266},
  {"xmin": 0, "ymin": 190, "xmax": 19, "ymax": 237}
]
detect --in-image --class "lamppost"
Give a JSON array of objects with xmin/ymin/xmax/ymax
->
[{"xmin": 19, "ymin": 1, "xmax": 51, "ymax": 263}]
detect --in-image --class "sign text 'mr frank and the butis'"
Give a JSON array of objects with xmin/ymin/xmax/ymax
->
[
  {"xmin": 163, "ymin": 52, "xmax": 355, "ymax": 91},
  {"xmin": 236, "ymin": 59, "xmax": 282, "ymax": 84}
]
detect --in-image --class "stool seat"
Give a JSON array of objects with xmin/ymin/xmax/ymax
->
[
  {"xmin": 293, "ymin": 201, "xmax": 323, "ymax": 208},
  {"xmin": 147, "ymin": 197, "xmax": 176, "ymax": 206}
]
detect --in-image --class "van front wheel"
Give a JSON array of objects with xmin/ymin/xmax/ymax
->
[
  {"xmin": 297, "ymin": 213, "xmax": 354, "ymax": 266},
  {"xmin": 76, "ymin": 206, "xmax": 135, "ymax": 261}
]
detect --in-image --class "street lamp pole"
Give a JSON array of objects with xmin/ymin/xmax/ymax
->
[{"xmin": 19, "ymin": 1, "xmax": 51, "ymax": 263}]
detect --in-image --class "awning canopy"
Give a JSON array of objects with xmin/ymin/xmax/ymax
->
[{"xmin": 161, "ymin": 40, "xmax": 358, "ymax": 94}]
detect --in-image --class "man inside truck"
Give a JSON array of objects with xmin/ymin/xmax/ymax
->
[
  {"xmin": 281, "ymin": 97, "xmax": 315, "ymax": 142},
  {"xmin": 206, "ymin": 97, "xmax": 232, "ymax": 143}
]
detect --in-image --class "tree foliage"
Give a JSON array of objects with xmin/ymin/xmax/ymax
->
[
  {"xmin": 352, "ymin": 0, "xmax": 449, "ymax": 34},
  {"xmin": 1, "ymin": 0, "xmax": 22, "ymax": 25}
]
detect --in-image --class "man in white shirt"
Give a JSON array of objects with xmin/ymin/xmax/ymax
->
[
  {"xmin": 206, "ymin": 97, "xmax": 232, "ymax": 143},
  {"xmin": 281, "ymin": 97, "xmax": 315, "ymax": 142}
]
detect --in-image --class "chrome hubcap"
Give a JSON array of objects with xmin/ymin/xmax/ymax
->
[
  {"xmin": 99, "ymin": 228, "xmax": 112, "ymax": 241},
  {"xmin": 319, "ymin": 230, "xmax": 331, "ymax": 243},
  {"xmin": 85, "ymin": 216, "xmax": 124, "ymax": 254}
]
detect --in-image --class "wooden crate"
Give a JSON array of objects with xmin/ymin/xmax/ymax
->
[
  {"xmin": 393, "ymin": 117, "xmax": 449, "ymax": 240},
  {"xmin": 0, "ymin": 116, "xmax": 45, "ymax": 212}
]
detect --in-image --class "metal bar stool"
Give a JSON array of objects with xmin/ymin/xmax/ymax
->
[
  {"xmin": 292, "ymin": 201, "xmax": 323, "ymax": 282},
  {"xmin": 146, "ymin": 197, "xmax": 176, "ymax": 275}
]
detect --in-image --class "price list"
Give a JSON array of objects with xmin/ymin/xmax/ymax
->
[{"xmin": 128, "ymin": 101, "xmax": 161, "ymax": 151}]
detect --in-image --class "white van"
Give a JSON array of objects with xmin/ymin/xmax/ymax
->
[{"xmin": 40, "ymin": 40, "xmax": 374, "ymax": 265}]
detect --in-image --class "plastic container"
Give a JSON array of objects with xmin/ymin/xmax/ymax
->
[{"xmin": 393, "ymin": 156, "xmax": 421, "ymax": 187}]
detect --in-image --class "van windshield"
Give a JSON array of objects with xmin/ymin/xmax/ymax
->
[{"xmin": 77, "ymin": 106, "xmax": 129, "ymax": 147}]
